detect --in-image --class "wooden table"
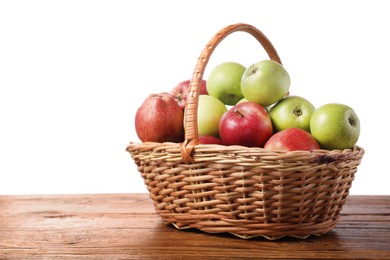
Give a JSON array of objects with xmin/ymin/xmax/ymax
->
[{"xmin": 1, "ymin": 194, "xmax": 389, "ymax": 259}]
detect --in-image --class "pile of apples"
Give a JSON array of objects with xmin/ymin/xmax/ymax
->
[{"xmin": 135, "ymin": 59, "xmax": 360, "ymax": 151}]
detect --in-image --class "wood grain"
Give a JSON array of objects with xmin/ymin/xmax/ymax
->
[{"xmin": 1, "ymin": 194, "xmax": 389, "ymax": 259}]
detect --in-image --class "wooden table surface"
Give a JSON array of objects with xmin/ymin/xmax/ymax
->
[{"xmin": 0, "ymin": 194, "xmax": 389, "ymax": 259}]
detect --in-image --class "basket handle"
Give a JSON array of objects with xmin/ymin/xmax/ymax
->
[{"xmin": 180, "ymin": 23, "xmax": 282, "ymax": 163}]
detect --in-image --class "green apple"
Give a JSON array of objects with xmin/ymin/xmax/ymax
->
[
  {"xmin": 269, "ymin": 95, "xmax": 315, "ymax": 132},
  {"xmin": 310, "ymin": 103, "xmax": 360, "ymax": 150},
  {"xmin": 241, "ymin": 60, "xmax": 290, "ymax": 107},
  {"xmin": 207, "ymin": 62, "xmax": 246, "ymax": 105},
  {"xmin": 187, "ymin": 95, "xmax": 227, "ymax": 137}
]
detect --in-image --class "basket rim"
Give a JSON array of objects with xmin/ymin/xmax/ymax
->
[{"xmin": 127, "ymin": 141, "xmax": 365, "ymax": 165}]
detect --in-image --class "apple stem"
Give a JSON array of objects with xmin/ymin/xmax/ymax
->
[
  {"xmin": 234, "ymin": 108, "xmax": 244, "ymax": 117},
  {"xmin": 348, "ymin": 117, "xmax": 356, "ymax": 126},
  {"xmin": 293, "ymin": 107, "xmax": 303, "ymax": 117},
  {"xmin": 250, "ymin": 67, "xmax": 258, "ymax": 75}
]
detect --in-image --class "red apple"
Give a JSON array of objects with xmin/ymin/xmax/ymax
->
[
  {"xmin": 199, "ymin": 80, "xmax": 208, "ymax": 95},
  {"xmin": 219, "ymin": 102, "xmax": 273, "ymax": 147},
  {"xmin": 135, "ymin": 92, "xmax": 184, "ymax": 143},
  {"xmin": 198, "ymin": 135, "xmax": 223, "ymax": 144},
  {"xmin": 264, "ymin": 128, "xmax": 320, "ymax": 151},
  {"xmin": 170, "ymin": 79, "xmax": 208, "ymax": 109}
]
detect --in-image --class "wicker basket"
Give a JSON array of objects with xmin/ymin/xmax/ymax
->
[{"xmin": 126, "ymin": 23, "xmax": 365, "ymax": 240}]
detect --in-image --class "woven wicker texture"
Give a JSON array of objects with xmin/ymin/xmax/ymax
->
[{"xmin": 127, "ymin": 23, "xmax": 365, "ymax": 239}]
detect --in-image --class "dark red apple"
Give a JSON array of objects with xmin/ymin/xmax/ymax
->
[
  {"xmin": 264, "ymin": 128, "xmax": 320, "ymax": 151},
  {"xmin": 135, "ymin": 92, "xmax": 184, "ymax": 143},
  {"xmin": 218, "ymin": 102, "xmax": 273, "ymax": 147},
  {"xmin": 170, "ymin": 79, "xmax": 208, "ymax": 109},
  {"xmin": 198, "ymin": 135, "xmax": 223, "ymax": 144}
]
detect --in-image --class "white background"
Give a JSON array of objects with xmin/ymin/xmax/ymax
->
[{"xmin": 0, "ymin": 0, "xmax": 388, "ymax": 195}]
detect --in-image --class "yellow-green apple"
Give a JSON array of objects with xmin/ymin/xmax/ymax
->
[
  {"xmin": 190, "ymin": 95, "xmax": 227, "ymax": 137},
  {"xmin": 310, "ymin": 103, "xmax": 360, "ymax": 150},
  {"xmin": 207, "ymin": 62, "xmax": 246, "ymax": 105},
  {"xmin": 135, "ymin": 92, "xmax": 184, "ymax": 143},
  {"xmin": 238, "ymin": 97, "xmax": 275, "ymax": 110},
  {"xmin": 218, "ymin": 102, "xmax": 273, "ymax": 147},
  {"xmin": 241, "ymin": 60, "xmax": 290, "ymax": 107},
  {"xmin": 236, "ymin": 97, "xmax": 248, "ymax": 104},
  {"xmin": 198, "ymin": 135, "xmax": 223, "ymax": 145},
  {"xmin": 264, "ymin": 128, "xmax": 320, "ymax": 151},
  {"xmin": 269, "ymin": 95, "xmax": 315, "ymax": 132},
  {"xmin": 170, "ymin": 79, "xmax": 207, "ymax": 110}
]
